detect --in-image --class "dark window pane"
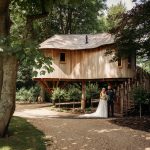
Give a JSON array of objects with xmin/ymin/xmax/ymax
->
[
  {"xmin": 128, "ymin": 56, "xmax": 132, "ymax": 68},
  {"xmin": 60, "ymin": 53, "xmax": 65, "ymax": 62},
  {"xmin": 118, "ymin": 57, "xmax": 122, "ymax": 67}
]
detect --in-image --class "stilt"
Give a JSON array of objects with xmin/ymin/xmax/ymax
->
[
  {"xmin": 40, "ymin": 85, "xmax": 45, "ymax": 103},
  {"xmin": 81, "ymin": 80, "xmax": 86, "ymax": 111}
]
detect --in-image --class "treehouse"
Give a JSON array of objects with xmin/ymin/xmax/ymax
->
[{"xmin": 33, "ymin": 33, "xmax": 137, "ymax": 114}]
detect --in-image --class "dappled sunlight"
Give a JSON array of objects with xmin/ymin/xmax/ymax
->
[
  {"xmin": 61, "ymin": 138, "xmax": 66, "ymax": 141},
  {"xmin": 73, "ymin": 63, "xmax": 81, "ymax": 78},
  {"xmin": 145, "ymin": 136, "xmax": 150, "ymax": 140},
  {"xmin": 104, "ymin": 63, "xmax": 118, "ymax": 78},
  {"xmin": 0, "ymin": 146, "xmax": 11, "ymax": 150},
  {"xmin": 62, "ymin": 147, "xmax": 69, "ymax": 149},
  {"xmin": 88, "ymin": 128, "xmax": 122, "ymax": 134},
  {"xmin": 87, "ymin": 68, "xmax": 92, "ymax": 78},
  {"xmin": 85, "ymin": 137, "xmax": 92, "ymax": 140},
  {"xmin": 98, "ymin": 55, "xmax": 104, "ymax": 63},
  {"xmin": 72, "ymin": 142, "xmax": 77, "ymax": 145},
  {"xmin": 14, "ymin": 108, "xmax": 62, "ymax": 119},
  {"xmin": 98, "ymin": 53, "xmax": 119, "ymax": 78}
]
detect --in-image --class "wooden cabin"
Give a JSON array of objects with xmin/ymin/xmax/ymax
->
[{"xmin": 33, "ymin": 33, "xmax": 136, "ymax": 115}]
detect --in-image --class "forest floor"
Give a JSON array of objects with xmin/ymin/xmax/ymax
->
[{"xmin": 14, "ymin": 103, "xmax": 150, "ymax": 150}]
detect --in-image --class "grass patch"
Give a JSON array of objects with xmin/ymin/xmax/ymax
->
[{"xmin": 0, "ymin": 117, "xmax": 46, "ymax": 150}]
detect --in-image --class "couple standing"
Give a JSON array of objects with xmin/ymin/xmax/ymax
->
[
  {"xmin": 80, "ymin": 85, "xmax": 115, "ymax": 118},
  {"xmin": 98, "ymin": 85, "xmax": 115, "ymax": 118}
]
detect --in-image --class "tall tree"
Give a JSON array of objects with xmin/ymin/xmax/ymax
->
[
  {"xmin": 106, "ymin": 2, "xmax": 126, "ymax": 31},
  {"xmin": 0, "ymin": 0, "xmax": 54, "ymax": 137},
  {"xmin": 31, "ymin": 0, "xmax": 106, "ymax": 41},
  {"xmin": 0, "ymin": 0, "xmax": 17, "ymax": 137},
  {"xmin": 0, "ymin": 0, "xmax": 106, "ymax": 137},
  {"xmin": 110, "ymin": 1, "xmax": 150, "ymax": 62}
]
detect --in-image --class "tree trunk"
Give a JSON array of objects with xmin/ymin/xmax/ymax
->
[
  {"xmin": 40, "ymin": 86, "xmax": 45, "ymax": 103},
  {"xmin": 139, "ymin": 103, "xmax": 142, "ymax": 118},
  {"xmin": 0, "ymin": 54, "xmax": 17, "ymax": 137},
  {"xmin": 0, "ymin": 0, "xmax": 17, "ymax": 138},
  {"xmin": 0, "ymin": 0, "xmax": 11, "ymax": 35}
]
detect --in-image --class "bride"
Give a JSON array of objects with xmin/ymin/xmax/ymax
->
[{"xmin": 79, "ymin": 88, "xmax": 108, "ymax": 118}]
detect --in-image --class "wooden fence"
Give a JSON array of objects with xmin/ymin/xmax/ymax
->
[{"xmin": 115, "ymin": 67, "xmax": 150, "ymax": 115}]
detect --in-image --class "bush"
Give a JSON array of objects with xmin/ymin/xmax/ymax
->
[
  {"xmin": 86, "ymin": 83, "xmax": 99, "ymax": 100},
  {"xmin": 67, "ymin": 86, "xmax": 81, "ymax": 102},
  {"xmin": 16, "ymin": 85, "xmax": 40, "ymax": 102},
  {"xmin": 16, "ymin": 88, "xmax": 33, "ymax": 102},
  {"xmin": 131, "ymin": 86, "xmax": 150, "ymax": 104},
  {"xmin": 131, "ymin": 86, "xmax": 150, "ymax": 117},
  {"xmin": 51, "ymin": 88, "xmax": 67, "ymax": 103}
]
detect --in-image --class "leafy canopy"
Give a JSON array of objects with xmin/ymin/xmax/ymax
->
[
  {"xmin": 111, "ymin": 1, "xmax": 150, "ymax": 62},
  {"xmin": 106, "ymin": 2, "xmax": 126, "ymax": 31}
]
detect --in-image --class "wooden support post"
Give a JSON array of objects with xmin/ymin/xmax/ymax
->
[
  {"xmin": 120, "ymin": 84, "xmax": 124, "ymax": 115},
  {"xmin": 40, "ymin": 85, "xmax": 45, "ymax": 103},
  {"xmin": 81, "ymin": 80, "xmax": 86, "ymax": 111}
]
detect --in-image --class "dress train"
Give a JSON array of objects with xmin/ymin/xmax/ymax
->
[{"xmin": 79, "ymin": 99, "xmax": 108, "ymax": 118}]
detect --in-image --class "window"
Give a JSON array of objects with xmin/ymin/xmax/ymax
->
[
  {"xmin": 118, "ymin": 57, "xmax": 122, "ymax": 67},
  {"xmin": 60, "ymin": 53, "xmax": 66, "ymax": 62},
  {"xmin": 128, "ymin": 56, "xmax": 132, "ymax": 68}
]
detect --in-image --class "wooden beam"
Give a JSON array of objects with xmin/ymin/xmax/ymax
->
[
  {"xmin": 81, "ymin": 80, "xmax": 86, "ymax": 111},
  {"xmin": 40, "ymin": 86, "xmax": 45, "ymax": 102},
  {"xmin": 38, "ymin": 79, "xmax": 52, "ymax": 94}
]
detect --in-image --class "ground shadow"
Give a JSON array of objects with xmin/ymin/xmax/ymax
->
[
  {"xmin": 0, "ymin": 116, "xmax": 49, "ymax": 150},
  {"xmin": 109, "ymin": 116, "xmax": 150, "ymax": 132}
]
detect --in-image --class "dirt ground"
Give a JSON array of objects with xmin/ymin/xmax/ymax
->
[{"xmin": 14, "ymin": 103, "xmax": 150, "ymax": 150}]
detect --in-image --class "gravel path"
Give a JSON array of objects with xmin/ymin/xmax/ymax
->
[{"xmin": 14, "ymin": 103, "xmax": 150, "ymax": 150}]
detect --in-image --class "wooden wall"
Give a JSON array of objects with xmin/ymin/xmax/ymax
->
[{"xmin": 35, "ymin": 46, "xmax": 136, "ymax": 80}]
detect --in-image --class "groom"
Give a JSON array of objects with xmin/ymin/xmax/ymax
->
[{"xmin": 107, "ymin": 85, "xmax": 115, "ymax": 117}]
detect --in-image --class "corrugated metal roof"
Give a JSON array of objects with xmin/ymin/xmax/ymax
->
[{"xmin": 40, "ymin": 33, "xmax": 114, "ymax": 50}]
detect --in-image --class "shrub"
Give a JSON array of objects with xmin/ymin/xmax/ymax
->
[
  {"xmin": 86, "ymin": 82, "xmax": 99, "ymax": 100},
  {"xmin": 51, "ymin": 88, "xmax": 67, "ymax": 102},
  {"xmin": 131, "ymin": 86, "xmax": 149, "ymax": 104},
  {"xmin": 131, "ymin": 86, "xmax": 150, "ymax": 117},
  {"xmin": 86, "ymin": 82, "xmax": 99, "ymax": 107},
  {"xmin": 16, "ymin": 85, "xmax": 40, "ymax": 102},
  {"xmin": 16, "ymin": 88, "xmax": 34, "ymax": 102},
  {"xmin": 67, "ymin": 86, "xmax": 81, "ymax": 102}
]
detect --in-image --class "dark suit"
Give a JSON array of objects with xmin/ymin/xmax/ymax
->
[{"xmin": 107, "ymin": 89, "xmax": 115, "ymax": 117}]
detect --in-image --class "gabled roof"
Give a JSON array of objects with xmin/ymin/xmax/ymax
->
[{"xmin": 40, "ymin": 33, "xmax": 114, "ymax": 50}]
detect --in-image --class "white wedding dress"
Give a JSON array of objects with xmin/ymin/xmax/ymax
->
[{"xmin": 79, "ymin": 94, "xmax": 108, "ymax": 118}]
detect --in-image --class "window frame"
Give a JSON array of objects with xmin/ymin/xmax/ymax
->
[
  {"xmin": 59, "ymin": 52, "xmax": 66, "ymax": 63},
  {"xmin": 118, "ymin": 57, "xmax": 122, "ymax": 68}
]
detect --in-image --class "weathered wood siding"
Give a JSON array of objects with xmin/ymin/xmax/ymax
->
[{"xmin": 35, "ymin": 47, "xmax": 135, "ymax": 80}]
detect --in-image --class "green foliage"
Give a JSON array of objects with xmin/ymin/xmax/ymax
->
[
  {"xmin": 30, "ymin": 0, "xmax": 106, "ymax": 39},
  {"xmin": 0, "ymin": 35, "xmax": 53, "ymax": 77},
  {"xmin": 131, "ymin": 86, "xmax": 150, "ymax": 104},
  {"xmin": 66, "ymin": 85, "xmax": 81, "ymax": 101},
  {"xmin": 51, "ymin": 83, "xmax": 100, "ymax": 103},
  {"xmin": 111, "ymin": 1, "xmax": 150, "ymax": 62},
  {"xmin": 137, "ymin": 58, "xmax": 150, "ymax": 73},
  {"xmin": 0, "ymin": 116, "xmax": 46, "ymax": 149},
  {"xmin": 86, "ymin": 82, "xmax": 99, "ymax": 100},
  {"xmin": 106, "ymin": 2, "xmax": 126, "ymax": 31},
  {"xmin": 51, "ymin": 84, "xmax": 82, "ymax": 102},
  {"xmin": 17, "ymin": 63, "xmax": 34, "ymax": 89},
  {"xmin": 51, "ymin": 88, "xmax": 67, "ymax": 102},
  {"xmin": 16, "ymin": 86, "xmax": 40, "ymax": 102}
]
